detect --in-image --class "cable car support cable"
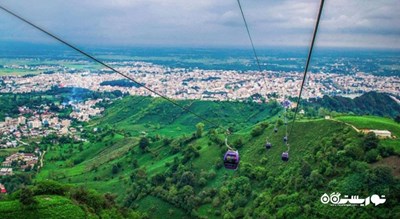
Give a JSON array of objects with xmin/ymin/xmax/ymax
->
[
  {"xmin": 237, "ymin": 0, "xmax": 269, "ymax": 97},
  {"xmin": 287, "ymin": 0, "xmax": 325, "ymax": 144},
  {"xmin": 0, "ymin": 4, "xmax": 224, "ymax": 130}
]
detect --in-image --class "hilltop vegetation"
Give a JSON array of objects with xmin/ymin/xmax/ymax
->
[
  {"xmin": 336, "ymin": 115, "xmax": 400, "ymax": 137},
  {"xmin": 93, "ymin": 95, "xmax": 281, "ymax": 137},
  {"xmin": 305, "ymin": 92, "xmax": 400, "ymax": 118},
  {"xmin": 0, "ymin": 181, "xmax": 143, "ymax": 219},
  {"xmin": 25, "ymin": 96, "xmax": 400, "ymax": 218},
  {"xmin": 336, "ymin": 115, "xmax": 400, "ymax": 153}
]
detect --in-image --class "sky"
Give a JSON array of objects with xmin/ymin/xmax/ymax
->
[{"xmin": 0, "ymin": 0, "xmax": 399, "ymax": 49}]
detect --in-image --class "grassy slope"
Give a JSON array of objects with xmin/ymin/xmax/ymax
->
[
  {"xmin": 242, "ymin": 120, "xmax": 347, "ymax": 166},
  {"xmin": 336, "ymin": 115, "xmax": 400, "ymax": 152},
  {"xmin": 93, "ymin": 96, "xmax": 278, "ymax": 137},
  {"xmin": 0, "ymin": 195, "xmax": 92, "ymax": 219},
  {"xmin": 34, "ymin": 98, "xmax": 399, "ymax": 218},
  {"xmin": 36, "ymin": 134, "xmax": 138, "ymax": 201},
  {"xmin": 336, "ymin": 115, "xmax": 400, "ymax": 136},
  {"xmin": 37, "ymin": 97, "xmax": 278, "ymax": 205},
  {"xmin": 36, "ymin": 119, "xmax": 355, "ymax": 218}
]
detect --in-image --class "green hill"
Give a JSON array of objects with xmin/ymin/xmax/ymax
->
[
  {"xmin": 0, "ymin": 195, "xmax": 89, "ymax": 219},
  {"xmin": 0, "ymin": 181, "xmax": 143, "ymax": 219},
  {"xmin": 335, "ymin": 115, "xmax": 400, "ymax": 152},
  {"xmin": 306, "ymin": 92, "xmax": 400, "ymax": 118},
  {"xmin": 93, "ymin": 95, "xmax": 281, "ymax": 137},
  {"xmin": 336, "ymin": 115, "xmax": 400, "ymax": 137},
  {"xmin": 29, "ymin": 96, "xmax": 400, "ymax": 218}
]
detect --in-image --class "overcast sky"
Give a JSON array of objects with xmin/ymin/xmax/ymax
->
[{"xmin": 0, "ymin": 0, "xmax": 399, "ymax": 49}]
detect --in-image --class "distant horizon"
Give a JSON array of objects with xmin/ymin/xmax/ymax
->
[
  {"xmin": 1, "ymin": 40, "xmax": 400, "ymax": 52},
  {"xmin": 1, "ymin": 39, "xmax": 398, "ymax": 77}
]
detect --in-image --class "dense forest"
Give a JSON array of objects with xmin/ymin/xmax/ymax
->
[{"xmin": 305, "ymin": 92, "xmax": 400, "ymax": 118}]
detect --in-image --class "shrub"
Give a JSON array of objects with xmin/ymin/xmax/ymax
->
[
  {"xmin": 362, "ymin": 132, "xmax": 379, "ymax": 150},
  {"xmin": 34, "ymin": 180, "xmax": 68, "ymax": 196},
  {"xmin": 19, "ymin": 187, "xmax": 37, "ymax": 206},
  {"xmin": 365, "ymin": 149, "xmax": 379, "ymax": 163},
  {"xmin": 251, "ymin": 125, "xmax": 265, "ymax": 137}
]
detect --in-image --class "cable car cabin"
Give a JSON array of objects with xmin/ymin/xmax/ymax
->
[
  {"xmin": 265, "ymin": 142, "xmax": 272, "ymax": 149},
  {"xmin": 274, "ymin": 128, "xmax": 278, "ymax": 133},
  {"xmin": 283, "ymin": 136, "xmax": 288, "ymax": 142},
  {"xmin": 224, "ymin": 150, "xmax": 240, "ymax": 170},
  {"xmin": 282, "ymin": 152, "xmax": 289, "ymax": 161}
]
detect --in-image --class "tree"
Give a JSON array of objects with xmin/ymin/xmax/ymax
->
[
  {"xmin": 34, "ymin": 180, "xmax": 68, "ymax": 196},
  {"xmin": 78, "ymin": 143, "xmax": 84, "ymax": 152},
  {"xmin": 233, "ymin": 138, "xmax": 244, "ymax": 149},
  {"xmin": 112, "ymin": 165, "xmax": 120, "ymax": 174},
  {"xmin": 132, "ymin": 159, "xmax": 139, "ymax": 168},
  {"xmin": 139, "ymin": 137, "xmax": 150, "ymax": 151},
  {"xmin": 362, "ymin": 132, "xmax": 379, "ymax": 150},
  {"xmin": 19, "ymin": 187, "xmax": 37, "ymax": 206},
  {"xmin": 300, "ymin": 161, "xmax": 312, "ymax": 178},
  {"xmin": 195, "ymin": 122, "xmax": 205, "ymax": 138},
  {"xmin": 395, "ymin": 114, "xmax": 400, "ymax": 123},
  {"xmin": 251, "ymin": 125, "xmax": 265, "ymax": 137},
  {"xmin": 310, "ymin": 170, "xmax": 324, "ymax": 188},
  {"xmin": 365, "ymin": 149, "xmax": 379, "ymax": 163},
  {"xmin": 318, "ymin": 107, "xmax": 330, "ymax": 117},
  {"xmin": 344, "ymin": 144, "xmax": 364, "ymax": 160},
  {"xmin": 24, "ymin": 145, "xmax": 35, "ymax": 153},
  {"xmin": 179, "ymin": 171, "xmax": 196, "ymax": 187}
]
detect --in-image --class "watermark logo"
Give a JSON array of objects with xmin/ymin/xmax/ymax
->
[{"xmin": 320, "ymin": 192, "xmax": 386, "ymax": 206}]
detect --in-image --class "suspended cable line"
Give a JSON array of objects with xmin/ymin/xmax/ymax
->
[
  {"xmin": 0, "ymin": 0, "xmax": 325, "ymax": 167},
  {"xmin": 287, "ymin": 0, "xmax": 325, "ymax": 142},
  {"xmin": 0, "ymin": 5, "xmax": 222, "ymax": 129},
  {"xmin": 237, "ymin": 0, "xmax": 270, "ymax": 98},
  {"xmin": 237, "ymin": 0, "xmax": 282, "ymax": 151},
  {"xmin": 0, "ymin": 5, "xmax": 242, "ymax": 169},
  {"xmin": 236, "ymin": 0, "xmax": 262, "ymax": 73}
]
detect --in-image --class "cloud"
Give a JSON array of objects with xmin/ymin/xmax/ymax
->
[{"xmin": 0, "ymin": 0, "xmax": 399, "ymax": 48}]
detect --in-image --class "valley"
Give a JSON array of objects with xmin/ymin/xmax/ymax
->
[{"xmin": 1, "ymin": 95, "xmax": 396, "ymax": 218}]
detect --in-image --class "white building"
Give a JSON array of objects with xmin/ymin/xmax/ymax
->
[
  {"xmin": 362, "ymin": 129, "xmax": 392, "ymax": 139},
  {"xmin": 0, "ymin": 168, "xmax": 13, "ymax": 176}
]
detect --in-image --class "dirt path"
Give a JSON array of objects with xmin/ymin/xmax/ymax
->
[
  {"xmin": 40, "ymin": 150, "xmax": 46, "ymax": 168},
  {"xmin": 16, "ymin": 139, "xmax": 29, "ymax": 146},
  {"xmin": 327, "ymin": 118, "xmax": 360, "ymax": 132}
]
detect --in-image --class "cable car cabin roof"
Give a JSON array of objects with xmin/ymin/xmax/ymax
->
[
  {"xmin": 281, "ymin": 152, "xmax": 289, "ymax": 161},
  {"xmin": 224, "ymin": 150, "xmax": 239, "ymax": 170}
]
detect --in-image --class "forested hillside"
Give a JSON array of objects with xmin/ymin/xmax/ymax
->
[
  {"xmin": 17, "ymin": 96, "xmax": 399, "ymax": 218},
  {"xmin": 306, "ymin": 92, "xmax": 400, "ymax": 118},
  {"xmin": 94, "ymin": 95, "xmax": 281, "ymax": 137},
  {"xmin": 0, "ymin": 181, "xmax": 143, "ymax": 218}
]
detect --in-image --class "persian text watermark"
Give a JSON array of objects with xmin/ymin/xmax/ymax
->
[{"xmin": 320, "ymin": 192, "xmax": 386, "ymax": 206}]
